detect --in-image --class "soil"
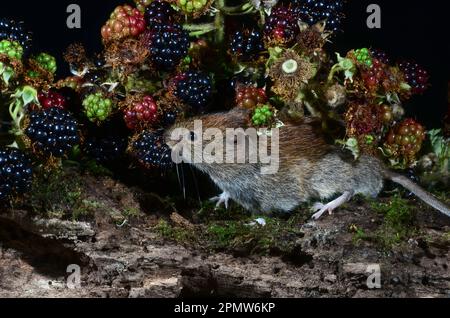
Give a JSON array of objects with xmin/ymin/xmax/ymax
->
[{"xmin": 0, "ymin": 167, "xmax": 449, "ymax": 298}]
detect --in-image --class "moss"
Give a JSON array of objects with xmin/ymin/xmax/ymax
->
[
  {"xmin": 204, "ymin": 217, "xmax": 303, "ymax": 255},
  {"xmin": 155, "ymin": 219, "xmax": 197, "ymax": 243},
  {"xmin": 370, "ymin": 195, "xmax": 417, "ymax": 248}
]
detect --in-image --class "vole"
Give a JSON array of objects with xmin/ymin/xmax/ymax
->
[{"xmin": 164, "ymin": 108, "xmax": 450, "ymax": 219}]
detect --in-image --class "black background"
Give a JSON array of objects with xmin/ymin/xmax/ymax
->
[{"xmin": 1, "ymin": 0, "xmax": 449, "ymax": 128}]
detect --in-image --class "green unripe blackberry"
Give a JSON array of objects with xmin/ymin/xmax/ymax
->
[
  {"xmin": 0, "ymin": 39, "xmax": 23, "ymax": 60},
  {"xmin": 82, "ymin": 92, "xmax": 114, "ymax": 123},
  {"xmin": 354, "ymin": 48, "xmax": 372, "ymax": 67},
  {"xmin": 176, "ymin": 0, "xmax": 210, "ymax": 16},
  {"xmin": 252, "ymin": 105, "xmax": 274, "ymax": 126},
  {"xmin": 34, "ymin": 52, "xmax": 57, "ymax": 74}
]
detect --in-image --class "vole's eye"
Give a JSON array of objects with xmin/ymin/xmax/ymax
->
[{"xmin": 190, "ymin": 131, "xmax": 197, "ymax": 141}]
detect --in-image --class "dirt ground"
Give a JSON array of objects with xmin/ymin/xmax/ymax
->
[{"xmin": 0, "ymin": 167, "xmax": 449, "ymax": 298}]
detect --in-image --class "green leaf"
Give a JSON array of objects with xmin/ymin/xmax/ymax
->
[{"xmin": 21, "ymin": 86, "xmax": 38, "ymax": 106}]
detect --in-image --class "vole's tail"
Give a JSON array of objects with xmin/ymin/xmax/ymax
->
[{"xmin": 382, "ymin": 169, "xmax": 450, "ymax": 218}]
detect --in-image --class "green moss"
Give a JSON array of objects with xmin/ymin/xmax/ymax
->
[
  {"xmin": 155, "ymin": 220, "xmax": 197, "ymax": 243},
  {"xmin": 204, "ymin": 217, "xmax": 303, "ymax": 255},
  {"xmin": 370, "ymin": 195, "xmax": 417, "ymax": 248}
]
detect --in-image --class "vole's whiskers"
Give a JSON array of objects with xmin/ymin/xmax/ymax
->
[{"xmin": 189, "ymin": 165, "xmax": 202, "ymax": 205}]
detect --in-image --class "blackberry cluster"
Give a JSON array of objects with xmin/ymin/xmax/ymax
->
[
  {"xmin": 398, "ymin": 61, "xmax": 430, "ymax": 95},
  {"xmin": 0, "ymin": 19, "xmax": 32, "ymax": 55},
  {"xmin": 290, "ymin": 0, "xmax": 345, "ymax": 33},
  {"xmin": 176, "ymin": 70, "xmax": 213, "ymax": 109},
  {"xmin": 264, "ymin": 6, "xmax": 300, "ymax": 45},
  {"xmin": 230, "ymin": 29, "xmax": 264, "ymax": 61},
  {"xmin": 0, "ymin": 147, "xmax": 33, "ymax": 200},
  {"xmin": 84, "ymin": 135, "xmax": 128, "ymax": 163},
  {"xmin": 132, "ymin": 131, "xmax": 173, "ymax": 168},
  {"xmin": 25, "ymin": 108, "xmax": 80, "ymax": 157},
  {"xmin": 144, "ymin": 0, "xmax": 176, "ymax": 28},
  {"xmin": 148, "ymin": 23, "xmax": 189, "ymax": 70}
]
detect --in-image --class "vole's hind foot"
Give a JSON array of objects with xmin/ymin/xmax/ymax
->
[
  {"xmin": 210, "ymin": 192, "xmax": 231, "ymax": 210},
  {"xmin": 311, "ymin": 191, "xmax": 353, "ymax": 220}
]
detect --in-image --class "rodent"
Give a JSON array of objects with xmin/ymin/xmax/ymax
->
[{"xmin": 164, "ymin": 108, "xmax": 450, "ymax": 219}]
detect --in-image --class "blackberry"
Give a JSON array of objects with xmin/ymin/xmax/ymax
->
[
  {"xmin": 385, "ymin": 118, "xmax": 426, "ymax": 165},
  {"xmin": 175, "ymin": 0, "xmax": 212, "ymax": 17},
  {"xmin": 175, "ymin": 70, "xmax": 213, "ymax": 109},
  {"xmin": 82, "ymin": 92, "xmax": 115, "ymax": 123},
  {"xmin": 264, "ymin": 6, "xmax": 300, "ymax": 45},
  {"xmin": 124, "ymin": 95, "xmax": 159, "ymax": 130},
  {"xmin": 162, "ymin": 110, "xmax": 178, "ymax": 127},
  {"xmin": 34, "ymin": 53, "xmax": 57, "ymax": 74},
  {"xmin": 230, "ymin": 29, "xmax": 264, "ymax": 61},
  {"xmin": 0, "ymin": 19, "xmax": 32, "ymax": 55},
  {"xmin": 0, "ymin": 39, "xmax": 23, "ymax": 60},
  {"xmin": 144, "ymin": 0, "xmax": 176, "ymax": 28},
  {"xmin": 398, "ymin": 60, "xmax": 430, "ymax": 95},
  {"xmin": 38, "ymin": 90, "xmax": 66, "ymax": 110},
  {"xmin": 84, "ymin": 135, "xmax": 128, "ymax": 163},
  {"xmin": 132, "ymin": 131, "xmax": 173, "ymax": 169},
  {"xmin": 236, "ymin": 86, "xmax": 267, "ymax": 109},
  {"xmin": 0, "ymin": 147, "xmax": 33, "ymax": 200},
  {"xmin": 101, "ymin": 5, "xmax": 147, "ymax": 43},
  {"xmin": 370, "ymin": 48, "xmax": 391, "ymax": 65},
  {"xmin": 25, "ymin": 108, "xmax": 80, "ymax": 158},
  {"xmin": 290, "ymin": 0, "xmax": 345, "ymax": 33},
  {"xmin": 148, "ymin": 23, "xmax": 189, "ymax": 70},
  {"xmin": 252, "ymin": 105, "xmax": 274, "ymax": 126}
]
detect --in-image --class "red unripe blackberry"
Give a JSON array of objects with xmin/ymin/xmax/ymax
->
[
  {"xmin": 101, "ymin": 5, "xmax": 146, "ymax": 43},
  {"xmin": 398, "ymin": 60, "xmax": 430, "ymax": 95},
  {"xmin": 124, "ymin": 96, "xmax": 159, "ymax": 130},
  {"xmin": 264, "ymin": 6, "xmax": 299, "ymax": 46},
  {"xmin": 385, "ymin": 118, "xmax": 426, "ymax": 162},
  {"xmin": 236, "ymin": 86, "xmax": 267, "ymax": 109},
  {"xmin": 38, "ymin": 90, "xmax": 66, "ymax": 110},
  {"xmin": 361, "ymin": 59, "xmax": 387, "ymax": 93}
]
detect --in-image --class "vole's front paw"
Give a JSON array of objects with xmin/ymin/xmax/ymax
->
[{"xmin": 210, "ymin": 192, "xmax": 231, "ymax": 210}]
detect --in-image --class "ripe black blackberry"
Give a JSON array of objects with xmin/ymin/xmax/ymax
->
[
  {"xmin": 289, "ymin": 0, "xmax": 345, "ymax": 33},
  {"xmin": 148, "ymin": 23, "xmax": 189, "ymax": 70},
  {"xmin": 370, "ymin": 49, "xmax": 391, "ymax": 65},
  {"xmin": 0, "ymin": 18, "xmax": 32, "ymax": 55},
  {"xmin": 264, "ymin": 6, "xmax": 300, "ymax": 45},
  {"xmin": 84, "ymin": 135, "xmax": 128, "ymax": 163},
  {"xmin": 398, "ymin": 60, "xmax": 430, "ymax": 95},
  {"xmin": 25, "ymin": 108, "xmax": 80, "ymax": 158},
  {"xmin": 230, "ymin": 29, "xmax": 264, "ymax": 61},
  {"xmin": 162, "ymin": 110, "xmax": 178, "ymax": 127},
  {"xmin": 176, "ymin": 70, "xmax": 213, "ymax": 109},
  {"xmin": 145, "ymin": 0, "xmax": 176, "ymax": 28},
  {"xmin": 132, "ymin": 131, "xmax": 173, "ymax": 169},
  {"xmin": 0, "ymin": 147, "xmax": 33, "ymax": 200}
]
